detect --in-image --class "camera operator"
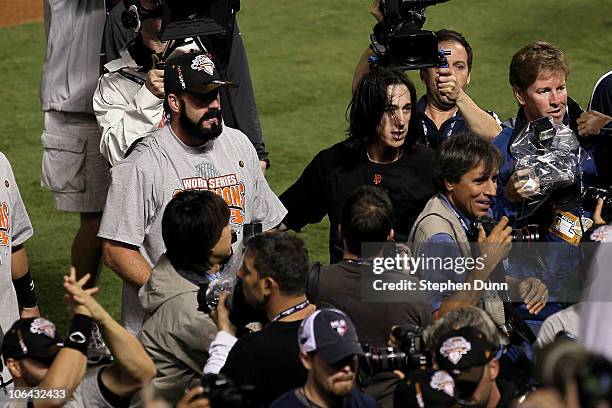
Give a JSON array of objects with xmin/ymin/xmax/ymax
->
[
  {"xmin": 97, "ymin": 52, "xmax": 286, "ymax": 334},
  {"xmin": 308, "ymin": 186, "xmax": 431, "ymax": 406},
  {"xmin": 1, "ymin": 268, "xmax": 155, "ymax": 407},
  {"xmin": 312, "ymin": 185, "xmax": 432, "ymax": 346},
  {"xmin": 424, "ymin": 306, "xmax": 519, "ymax": 407},
  {"xmin": 207, "ymin": 232, "xmax": 316, "ymax": 406},
  {"xmin": 280, "ymin": 67, "xmax": 435, "ymax": 263},
  {"xmin": 353, "ymin": 1, "xmax": 502, "ymax": 148},
  {"xmin": 131, "ymin": 189, "xmax": 232, "ymax": 405},
  {"xmin": 271, "ymin": 308, "xmax": 381, "ymax": 408},
  {"xmin": 95, "ymin": 0, "xmax": 270, "ymax": 171},
  {"xmin": 492, "ymin": 42, "xmax": 599, "ymax": 321},
  {"xmin": 409, "ymin": 133, "xmax": 548, "ymax": 319}
]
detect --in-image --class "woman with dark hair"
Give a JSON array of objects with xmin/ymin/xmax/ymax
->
[{"xmin": 280, "ymin": 68, "xmax": 435, "ymax": 262}]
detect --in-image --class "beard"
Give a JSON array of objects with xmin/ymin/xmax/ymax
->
[{"xmin": 179, "ymin": 99, "xmax": 223, "ymax": 143}]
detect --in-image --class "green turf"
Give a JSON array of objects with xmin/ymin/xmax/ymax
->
[{"xmin": 0, "ymin": 0, "xmax": 610, "ymax": 330}]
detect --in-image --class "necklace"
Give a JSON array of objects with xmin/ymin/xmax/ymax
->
[{"xmin": 366, "ymin": 148, "xmax": 402, "ymax": 164}]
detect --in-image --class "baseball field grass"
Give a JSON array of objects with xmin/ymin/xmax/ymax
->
[{"xmin": 0, "ymin": 0, "xmax": 610, "ymax": 330}]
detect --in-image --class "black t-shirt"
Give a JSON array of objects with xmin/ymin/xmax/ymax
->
[
  {"xmin": 280, "ymin": 142, "xmax": 435, "ymax": 263},
  {"xmin": 220, "ymin": 320, "xmax": 307, "ymax": 406},
  {"xmin": 317, "ymin": 262, "xmax": 433, "ymax": 347}
]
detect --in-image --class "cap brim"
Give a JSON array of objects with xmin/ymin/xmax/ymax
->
[
  {"xmin": 189, "ymin": 80, "xmax": 236, "ymax": 95},
  {"xmin": 453, "ymin": 364, "xmax": 485, "ymax": 384},
  {"xmin": 28, "ymin": 343, "xmax": 62, "ymax": 360},
  {"xmin": 318, "ymin": 341, "xmax": 364, "ymax": 365}
]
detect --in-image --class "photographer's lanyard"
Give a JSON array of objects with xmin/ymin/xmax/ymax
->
[
  {"xmin": 439, "ymin": 194, "xmax": 471, "ymax": 233},
  {"xmin": 270, "ymin": 300, "xmax": 310, "ymax": 324}
]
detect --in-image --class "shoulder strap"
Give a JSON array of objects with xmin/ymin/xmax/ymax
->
[
  {"xmin": 305, "ymin": 261, "xmax": 321, "ymax": 304},
  {"xmin": 409, "ymin": 211, "xmax": 462, "ymax": 243}
]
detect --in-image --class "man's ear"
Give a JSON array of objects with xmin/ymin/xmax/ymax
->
[
  {"xmin": 513, "ymin": 87, "xmax": 526, "ymax": 106},
  {"xmin": 299, "ymin": 352, "xmax": 313, "ymax": 370},
  {"xmin": 466, "ymin": 71, "xmax": 471, "ymax": 86},
  {"xmin": 419, "ymin": 69, "xmax": 427, "ymax": 84},
  {"xmin": 6, "ymin": 358, "xmax": 22, "ymax": 379},
  {"xmin": 338, "ymin": 224, "xmax": 343, "ymax": 241},
  {"xmin": 444, "ymin": 179, "xmax": 455, "ymax": 193},
  {"xmin": 167, "ymin": 93, "xmax": 181, "ymax": 114},
  {"xmin": 387, "ymin": 229, "xmax": 395, "ymax": 242},
  {"xmin": 488, "ymin": 358, "xmax": 500, "ymax": 381},
  {"xmin": 262, "ymin": 276, "xmax": 277, "ymax": 297}
]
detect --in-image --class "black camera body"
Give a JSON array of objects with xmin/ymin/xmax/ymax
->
[
  {"xmin": 370, "ymin": 0, "xmax": 451, "ymax": 69},
  {"xmin": 583, "ymin": 186, "xmax": 612, "ymax": 219},
  {"xmin": 362, "ymin": 324, "xmax": 431, "ymax": 375},
  {"xmin": 201, "ymin": 373, "xmax": 263, "ymax": 408},
  {"xmin": 469, "ymin": 218, "xmax": 542, "ymax": 243}
]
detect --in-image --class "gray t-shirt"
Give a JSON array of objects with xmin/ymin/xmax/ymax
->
[
  {"xmin": 98, "ymin": 124, "xmax": 286, "ymax": 330},
  {"xmin": 64, "ymin": 366, "xmax": 113, "ymax": 408},
  {"xmin": 0, "ymin": 153, "xmax": 34, "ymax": 388}
]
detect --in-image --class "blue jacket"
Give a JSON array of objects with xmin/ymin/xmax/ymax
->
[{"xmin": 491, "ymin": 100, "xmax": 597, "ymax": 300}]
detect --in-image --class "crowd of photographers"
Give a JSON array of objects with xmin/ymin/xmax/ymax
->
[{"xmin": 1, "ymin": 0, "xmax": 612, "ymax": 406}]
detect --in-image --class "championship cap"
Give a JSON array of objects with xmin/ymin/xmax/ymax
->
[
  {"xmin": 1, "ymin": 318, "xmax": 63, "ymax": 366},
  {"xmin": 434, "ymin": 326, "xmax": 498, "ymax": 383},
  {"xmin": 393, "ymin": 368, "xmax": 459, "ymax": 408},
  {"xmin": 298, "ymin": 308, "xmax": 364, "ymax": 365},
  {"xmin": 164, "ymin": 52, "xmax": 234, "ymax": 96}
]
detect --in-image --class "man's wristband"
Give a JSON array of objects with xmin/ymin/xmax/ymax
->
[
  {"xmin": 12, "ymin": 271, "xmax": 38, "ymax": 308},
  {"xmin": 64, "ymin": 314, "xmax": 93, "ymax": 355}
]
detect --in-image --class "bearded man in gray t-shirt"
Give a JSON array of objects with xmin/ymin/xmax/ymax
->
[{"xmin": 98, "ymin": 52, "xmax": 287, "ymax": 334}]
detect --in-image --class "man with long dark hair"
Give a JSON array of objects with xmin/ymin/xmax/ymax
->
[{"xmin": 280, "ymin": 68, "xmax": 435, "ymax": 262}]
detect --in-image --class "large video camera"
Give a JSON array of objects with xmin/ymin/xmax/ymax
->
[
  {"xmin": 362, "ymin": 323, "xmax": 431, "ymax": 376},
  {"xmin": 370, "ymin": 0, "xmax": 451, "ymax": 69},
  {"xmin": 122, "ymin": 0, "xmax": 241, "ymax": 66}
]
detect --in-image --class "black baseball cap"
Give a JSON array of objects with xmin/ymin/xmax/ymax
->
[
  {"xmin": 394, "ymin": 368, "xmax": 460, "ymax": 408},
  {"xmin": 434, "ymin": 326, "xmax": 498, "ymax": 383},
  {"xmin": 1, "ymin": 318, "xmax": 63, "ymax": 366},
  {"xmin": 298, "ymin": 308, "xmax": 364, "ymax": 365},
  {"xmin": 164, "ymin": 52, "xmax": 234, "ymax": 96}
]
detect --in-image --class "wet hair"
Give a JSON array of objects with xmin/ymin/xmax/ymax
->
[
  {"xmin": 509, "ymin": 41, "xmax": 569, "ymax": 91},
  {"xmin": 246, "ymin": 232, "xmax": 310, "ymax": 296},
  {"xmin": 340, "ymin": 186, "xmax": 394, "ymax": 256},
  {"xmin": 162, "ymin": 190, "xmax": 230, "ymax": 273},
  {"xmin": 435, "ymin": 29, "xmax": 473, "ymax": 72},
  {"xmin": 432, "ymin": 133, "xmax": 502, "ymax": 193},
  {"xmin": 346, "ymin": 67, "xmax": 422, "ymax": 151}
]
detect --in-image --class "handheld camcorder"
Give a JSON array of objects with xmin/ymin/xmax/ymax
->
[
  {"xmin": 362, "ymin": 323, "xmax": 431, "ymax": 376},
  {"xmin": 370, "ymin": 0, "xmax": 451, "ymax": 69}
]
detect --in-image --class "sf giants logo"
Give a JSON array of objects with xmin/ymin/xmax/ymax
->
[
  {"xmin": 373, "ymin": 174, "xmax": 382, "ymax": 185},
  {"xmin": 0, "ymin": 202, "xmax": 10, "ymax": 246}
]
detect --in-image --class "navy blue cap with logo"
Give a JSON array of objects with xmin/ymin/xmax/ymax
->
[{"xmin": 298, "ymin": 308, "xmax": 364, "ymax": 365}]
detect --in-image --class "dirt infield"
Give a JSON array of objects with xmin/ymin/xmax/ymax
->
[{"xmin": 1, "ymin": 0, "xmax": 43, "ymax": 27}]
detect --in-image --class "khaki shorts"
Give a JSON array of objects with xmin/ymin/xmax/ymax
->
[{"xmin": 41, "ymin": 111, "xmax": 110, "ymax": 213}]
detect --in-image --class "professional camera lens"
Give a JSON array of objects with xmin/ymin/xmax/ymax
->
[{"xmin": 511, "ymin": 225, "xmax": 540, "ymax": 243}]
